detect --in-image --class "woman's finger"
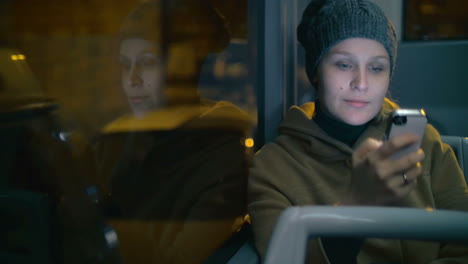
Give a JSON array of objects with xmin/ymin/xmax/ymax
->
[
  {"xmin": 386, "ymin": 149, "xmax": 425, "ymax": 176},
  {"xmin": 376, "ymin": 134, "xmax": 420, "ymax": 160},
  {"xmin": 353, "ymin": 138, "xmax": 383, "ymax": 166},
  {"xmin": 395, "ymin": 180, "xmax": 418, "ymax": 199},
  {"xmin": 369, "ymin": 148, "xmax": 424, "ymax": 181},
  {"xmin": 385, "ymin": 162, "xmax": 423, "ymax": 191},
  {"xmin": 398, "ymin": 162, "xmax": 423, "ymax": 186}
]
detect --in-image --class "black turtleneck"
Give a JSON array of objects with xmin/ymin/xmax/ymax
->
[
  {"xmin": 313, "ymin": 102, "xmax": 370, "ymax": 147},
  {"xmin": 313, "ymin": 102, "xmax": 369, "ymax": 263}
]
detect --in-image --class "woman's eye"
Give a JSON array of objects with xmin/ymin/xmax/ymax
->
[
  {"xmin": 119, "ymin": 57, "xmax": 131, "ymax": 70},
  {"xmin": 139, "ymin": 56, "xmax": 154, "ymax": 65},
  {"xmin": 370, "ymin": 65, "xmax": 383, "ymax": 72},
  {"xmin": 336, "ymin": 62, "xmax": 352, "ymax": 70},
  {"xmin": 138, "ymin": 54, "xmax": 160, "ymax": 67},
  {"xmin": 142, "ymin": 58, "xmax": 157, "ymax": 66}
]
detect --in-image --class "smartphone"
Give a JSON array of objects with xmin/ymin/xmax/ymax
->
[{"xmin": 385, "ymin": 109, "xmax": 427, "ymax": 160}]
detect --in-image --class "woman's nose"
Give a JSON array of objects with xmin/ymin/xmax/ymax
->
[
  {"xmin": 129, "ymin": 65, "xmax": 143, "ymax": 87},
  {"xmin": 351, "ymin": 68, "xmax": 368, "ymax": 92}
]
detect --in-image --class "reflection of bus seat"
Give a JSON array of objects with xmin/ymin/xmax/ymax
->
[
  {"xmin": 0, "ymin": 47, "xmax": 115, "ymax": 264},
  {"xmin": 0, "ymin": 48, "xmax": 53, "ymax": 114},
  {"xmin": 0, "ymin": 46, "xmax": 63, "ymax": 194},
  {"xmin": 441, "ymin": 136, "xmax": 468, "ymax": 178},
  {"xmin": 0, "ymin": 110, "xmax": 112, "ymax": 264},
  {"xmin": 0, "ymin": 190, "xmax": 54, "ymax": 264}
]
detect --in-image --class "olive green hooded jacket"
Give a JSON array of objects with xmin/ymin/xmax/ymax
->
[{"xmin": 248, "ymin": 99, "xmax": 468, "ymax": 263}]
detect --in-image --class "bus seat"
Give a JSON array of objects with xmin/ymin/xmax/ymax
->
[
  {"xmin": 264, "ymin": 206, "xmax": 468, "ymax": 264},
  {"xmin": 441, "ymin": 136, "xmax": 468, "ymax": 179},
  {"xmin": 204, "ymin": 222, "xmax": 259, "ymax": 264},
  {"xmin": 225, "ymin": 236, "xmax": 259, "ymax": 264}
]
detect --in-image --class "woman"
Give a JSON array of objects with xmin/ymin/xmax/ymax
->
[{"xmin": 247, "ymin": 0, "xmax": 468, "ymax": 263}]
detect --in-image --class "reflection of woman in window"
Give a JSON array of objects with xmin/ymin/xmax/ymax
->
[
  {"xmin": 96, "ymin": 1, "xmax": 251, "ymax": 263},
  {"xmin": 248, "ymin": 0, "xmax": 468, "ymax": 263},
  {"xmin": 119, "ymin": 37, "xmax": 165, "ymax": 118},
  {"xmin": 117, "ymin": 0, "xmax": 230, "ymax": 117}
]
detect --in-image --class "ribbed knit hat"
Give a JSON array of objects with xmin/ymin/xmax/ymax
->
[
  {"xmin": 119, "ymin": 0, "xmax": 230, "ymax": 55},
  {"xmin": 297, "ymin": 0, "xmax": 397, "ymax": 84}
]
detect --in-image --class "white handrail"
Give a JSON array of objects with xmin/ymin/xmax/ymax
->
[{"xmin": 264, "ymin": 206, "xmax": 468, "ymax": 264}]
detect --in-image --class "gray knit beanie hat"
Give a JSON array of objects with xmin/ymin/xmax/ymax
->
[{"xmin": 297, "ymin": 0, "xmax": 397, "ymax": 84}]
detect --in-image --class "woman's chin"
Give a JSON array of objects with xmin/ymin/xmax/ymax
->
[
  {"xmin": 130, "ymin": 105, "xmax": 151, "ymax": 118},
  {"xmin": 130, "ymin": 110, "xmax": 147, "ymax": 119},
  {"xmin": 341, "ymin": 115, "xmax": 373, "ymax": 126}
]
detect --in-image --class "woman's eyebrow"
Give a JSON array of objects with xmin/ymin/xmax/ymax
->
[
  {"xmin": 138, "ymin": 51, "xmax": 157, "ymax": 57},
  {"xmin": 328, "ymin": 52, "xmax": 390, "ymax": 63},
  {"xmin": 328, "ymin": 51, "xmax": 354, "ymax": 57},
  {"xmin": 370, "ymin": 56, "xmax": 390, "ymax": 63}
]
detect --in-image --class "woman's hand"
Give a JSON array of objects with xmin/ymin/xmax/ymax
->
[{"xmin": 344, "ymin": 134, "xmax": 425, "ymax": 205}]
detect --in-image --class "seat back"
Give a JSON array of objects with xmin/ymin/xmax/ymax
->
[
  {"xmin": 391, "ymin": 42, "xmax": 468, "ymax": 137},
  {"xmin": 264, "ymin": 206, "xmax": 468, "ymax": 264},
  {"xmin": 204, "ymin": 223, "xmax": 258, "ymax": 264},
  {"xmin": 441, "ymin": 135, "xmax": 468, "ymax": 182},
  {"xmin": 225, "ymin": 237, "xmax": 259, "ymax": 264}
]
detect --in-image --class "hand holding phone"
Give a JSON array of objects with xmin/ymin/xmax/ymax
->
[
  {"xmin": 385, "ymin": 109, "xmax": 427, "ymax": 160},
  {"xmin": 347, "ymin": 109, "xmax": 427, "ymax": 205}
]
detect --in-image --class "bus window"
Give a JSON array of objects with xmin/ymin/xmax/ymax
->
[
  {"xmin": 1, "ymin": 0, "xmax": 254, "ymax": 263},
  {"xmin": 404, "ymin": 0, "xmax": 468, "ymax": 41}
]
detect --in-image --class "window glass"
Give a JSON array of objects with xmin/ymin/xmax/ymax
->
[
  {"xmin": 0, "ymin": 0, "xmax": 253, "ymax": 263},
  {"xmin": 404, "ymin": 0, "xmax": 468, "ymax": 40},
  {"xmin": 296, "ymin": 0, "xmax": 317, "ymax": 106}
]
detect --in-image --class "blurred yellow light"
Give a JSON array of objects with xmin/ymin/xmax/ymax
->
[
  {"xmin": 10, "ymin": 54, "xmax": 25, "ymax": 61},
  {"xmin": 420, "ymin": 109, "xmax": 426, "ymax": 116},
  {"xmin": 244, "ymin": 214, "xmax": 251, "ymax": 223},
  {"xmin": 425, "ymin": 207, "xmax": 434, "ymax": 212},
  {"xmin": 244, "ymin": 138, "xmax": 254, "ymax": 148}
]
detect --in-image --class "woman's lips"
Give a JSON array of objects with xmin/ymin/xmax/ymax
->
[
  {"xmin": 130, "ymin": 96, "xmax": 149, "ymax": 104},
  {"xmin": 345, "ymin": 99, "xmax": 369, "ymax": 108}
]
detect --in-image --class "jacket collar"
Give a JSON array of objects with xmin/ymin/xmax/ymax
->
[{"xmin": 279, "ymin": 98, "xmax": 398, "ymax": 160}]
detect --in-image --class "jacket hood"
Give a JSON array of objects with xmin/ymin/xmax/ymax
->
[{"xmin": 278, "ymin": 98, "xmax": 399, "ymax": 160}]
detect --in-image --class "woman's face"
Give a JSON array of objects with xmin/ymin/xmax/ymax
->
[
  {"xmin": 316, "ymin": 38, "xmax": 390, "ymax": 125},
  {"xmin": 120, "ymin": 38, "xmax": 165, "ymax": 117}
]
